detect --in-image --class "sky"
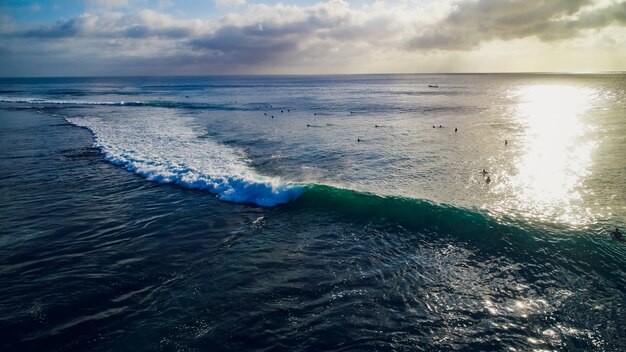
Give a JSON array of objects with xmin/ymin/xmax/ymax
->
[{"xmin": 0, "ymin": 0, "xmax": 625, "ymax": 76}]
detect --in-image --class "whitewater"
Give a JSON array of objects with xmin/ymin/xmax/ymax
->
[{"xmin": 64, "ymin": 110, "xmax": 303, "ymax": 206}]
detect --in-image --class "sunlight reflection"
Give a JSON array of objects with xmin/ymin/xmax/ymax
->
[{"xmin": 505, "ymin": 85, "xmax": 597, "ymax": 224}]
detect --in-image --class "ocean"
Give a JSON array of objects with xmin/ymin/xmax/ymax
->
[{"xmin": 0, "ymin": 74, "xmax": 625, "ymax": 351}]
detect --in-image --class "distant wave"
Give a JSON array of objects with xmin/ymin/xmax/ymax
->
[
  {"xmin": 0, "ymin": 96, "xmax": 244, "ymax": 111},
  {"xmin": 0, "ymin": 96, "xmax": 142, "ymax": 106},
  {"xmin": 1, "ymin": 96, "xmax": 476, "ymax": 115}
]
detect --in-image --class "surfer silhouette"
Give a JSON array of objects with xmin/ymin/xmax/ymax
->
[
  {"xmin": 612, "ymin": 227, "xmax": 624, "ymax": 241},
  {"xmin": 485, "ymin": 176, "xmax": 491, "ymax": 183}
]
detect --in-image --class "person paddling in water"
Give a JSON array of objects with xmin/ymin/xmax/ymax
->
[{"xmin": 612, "ymin": 227, "xmax": 624, "ymax": 241}]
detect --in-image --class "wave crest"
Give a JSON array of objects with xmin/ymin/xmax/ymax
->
[{"xmin": 0, "ymin": 96, "xmax": 242, "ymax": 110}]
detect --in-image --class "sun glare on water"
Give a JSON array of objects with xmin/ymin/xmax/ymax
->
[{"xmin": 499, "ymin": 85, "xmax": 598, "ymax": 225}]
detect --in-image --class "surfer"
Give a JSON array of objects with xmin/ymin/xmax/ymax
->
[
  {"xmin": 357, "ymin": 138, "xmax": 361, "ymax": 143},
  {"xmin": 481, "ymin": 169, "xmax": 489, "ymax": 175},
  {"xmin": 455, "ymin": 127, "xmax": 457, "ymax": 133},
  {"xmin": 612, "ymin": 227, "xmax": 624, "ymax": 241},
  {"xmin": 505, "ymin": 139, "xmax": 508, "ymax": 146},
  {"xmin": 486, "ymin": 176, "xmax": 491, "ymax": 184}
]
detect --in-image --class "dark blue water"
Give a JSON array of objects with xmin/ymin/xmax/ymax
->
[{"xmin": 1, "ymin": 75, "xmax": 625, "ymax": 351}]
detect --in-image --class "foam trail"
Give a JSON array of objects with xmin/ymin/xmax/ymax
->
[
  {"xmin": 65, "ymin": 112, "xmax": 304, "ymax": 206},
  {"xmin": 0, "ymin": 96, "xmax": 239, "ymax": 110},
  {"xmin": 0, "ymin": 96, "xmax": 141, "ymax": 106}
]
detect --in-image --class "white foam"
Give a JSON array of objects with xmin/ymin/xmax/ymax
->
[
  {"xmin": 65, "ymin": 111, "xmax": 304, "ymax": 206},
  {"xmin": 0, "ymin": 96, "xmax": 140, "ymax": 106}
]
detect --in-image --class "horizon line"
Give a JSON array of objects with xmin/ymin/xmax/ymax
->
[{"xmin": 1, "ymin": 71, "xmax": 624, "ymax": 79}]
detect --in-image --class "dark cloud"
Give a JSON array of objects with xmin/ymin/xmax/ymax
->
[
  {"xmin": 123, "ymin": 25, "xmax": 192, "ymax": 39},
  {"xmin": 407, "ymin": 0, "xmax": 626, "ymax": 50},
  {"xmin": 190, "ymin": 23, "xmax": 308, "ymax": 65},
  {"xmin": 22, "ymin": 17, "xmax": 83, "ymax": 38},
  {"xmin": 10, "ymin": 12, "xmax": 196, "ymax": 40},
  {"xmin": 192, "ymin": 31, "xmax": 299, "ymax": 65},
  {"xmin": 189, "ymin": 8, "xmax": 353, "ymax": 65}
]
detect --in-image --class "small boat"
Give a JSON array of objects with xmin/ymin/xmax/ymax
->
[{"xmin": 428, "ymin": 84, "xmax": 439, "ymax": 88}]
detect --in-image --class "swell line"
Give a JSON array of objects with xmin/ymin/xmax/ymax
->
[{"xmin": 0, "ymin": 97, "xmax": 244, "ymax": 111}]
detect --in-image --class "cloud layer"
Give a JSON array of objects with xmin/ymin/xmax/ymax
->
[
  {"xmin": 408, "ymin": 0, "xmax": 626, "ymax": 49},
  {"xmin": 1, "ymin": 0, "xmax": 625, "ymax": 75}
]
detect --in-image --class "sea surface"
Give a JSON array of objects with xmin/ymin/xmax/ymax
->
[{"xmin": 0, "ymin": 74, "xmax": 625, "ymax": 351}]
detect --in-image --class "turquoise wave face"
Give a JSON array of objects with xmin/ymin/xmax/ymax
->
[{"xmin": 296, "ymin": 184, "xmax": 492, "ymax": 232}]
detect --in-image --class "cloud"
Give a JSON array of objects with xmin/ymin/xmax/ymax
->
[
  {"xmin": 21, "ymin": 16, "xmax": 87, "ymax": 38},
  {"xmin": 85, "ymin": 0, "xmax": 130, "ymax": 9},
  {"xmin": 189, "ymin": 0, "xmax": 418, "ymax": 67},
  {"xmin": 0, "ymin": 14, "xmax": 14, "ymax": 33},
  {"xmin": 17, "ymin": 10, "xmax": 207, "ymax": 39},
  {"xmin": 215, "ymin": 0, "xmax": 246, "ymax": 7},
  {"xmin": 6, "ymin": 0, "xmax": 410, "ymax": 68},
  {"xmin": 1, "ymin": 0, "xmax": 625, "ymax": 75},
  {"xmin": 191, "ymin": 1, "xmax": 351, "ymax": 62},
  {"xmin": 407, "ymin": 0, "xmax": 626, "ymax": 50}
]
